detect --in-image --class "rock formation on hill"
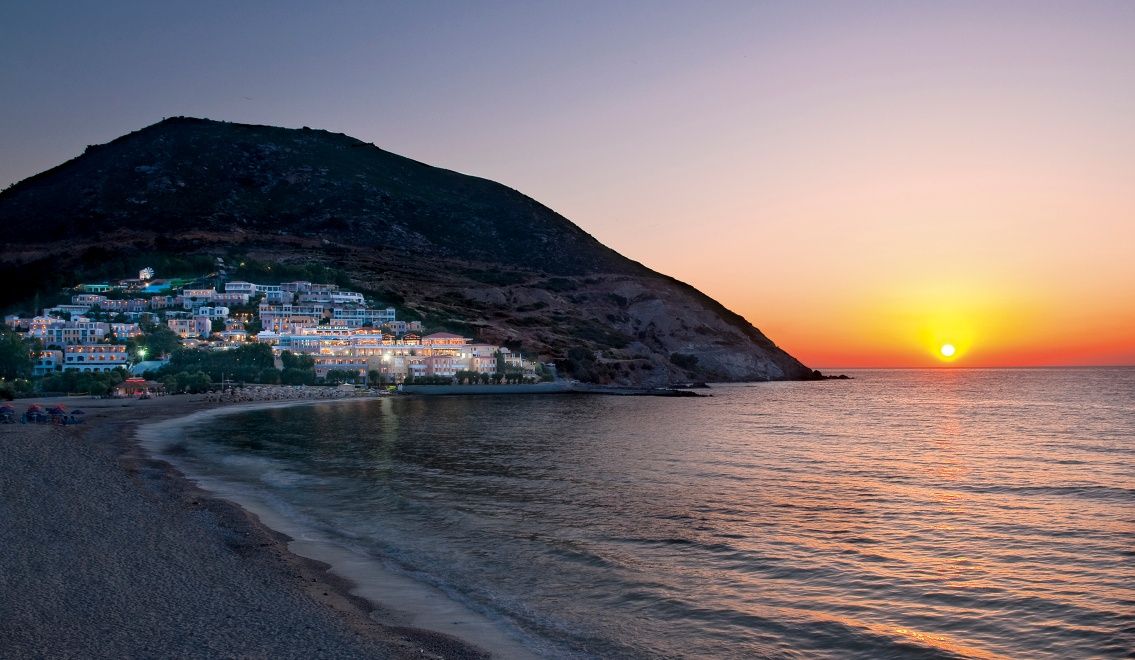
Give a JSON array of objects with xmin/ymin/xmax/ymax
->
[{"xmin": 0, "ymin": 117, "xmax": 815, "ymax": 384}]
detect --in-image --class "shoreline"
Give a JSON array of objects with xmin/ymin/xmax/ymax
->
[
  {"xmin": 138, "ymin": 397, "xmax": 538, "ymax": 659},
  {"xmin": 0, "ymin": 393, "xmax": 527, "ymax": 658}
]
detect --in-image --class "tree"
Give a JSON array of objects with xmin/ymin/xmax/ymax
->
[
  {"xmin": 162, "ymin": 371, "xmax": 212, "ymax": 394},
  {"xmin": 211, "ymin": 318, "xmax": 226, "ymax": 333},
  {"xmin": 455, "ymin": 370, "xmax": 479, "ymax": 384},
  {"xmin": 40, "ymin": 368, "xmax": 128, "ymax": 396},
  {"xmin": 138, "ymin": 326, "xmax": 181, "ymax": 357},
  {"xmin": 161, "ymin": 343, "xmax": 276, "ymax": 383},
  {"xmin": 280, "ymin": 351, "xmax": 314, "ymax": 370},
  {"xmin": 324, "ymin": 369, "xmax": 353, "ymax": 385},
  {"xmin": 0, "ymin": 327, "xmax": 33, "ymax": 381},
  {"xmin": 281, "ymin": 367, "xmax": 315, "ymax": 385}
]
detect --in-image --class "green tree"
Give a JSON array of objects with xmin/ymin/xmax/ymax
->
[
  {"xmin": 0, "ymin": 327, "xmax": 33, "ymax": 381},
  {"xmin": 455, "ymin": 370, "xmax": 479, "ymax": 384},
  {"xmin": 172, "ymin": 371, "xmax": 212, "ymax": 394},
  {"xmin": 281, "ymin": 367, "xmax": 315, "ymax": 385},
  {"xmin": 138, "ymin": 326, "xmax": 181, "ymax": 357},
  {"xmin": 280, "ymin": 351, "xmax": 315, "ymax": 370},
  {"xmin": 324, "ymin": 369, "xmax": 353, "ymax": 385}
]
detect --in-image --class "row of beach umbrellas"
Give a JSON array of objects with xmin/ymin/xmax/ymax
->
[{"xmin": 0, "ymin": 403, "xmax": 86, "ymax": 423}]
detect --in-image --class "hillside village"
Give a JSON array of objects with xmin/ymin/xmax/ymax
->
[{"xmin": 2, "ymin": 263, "xmax": 546, "ymax": 393}]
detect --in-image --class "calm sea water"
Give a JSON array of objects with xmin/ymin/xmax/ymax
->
[{"xmin": 159, "ymin": 369, "xmax": 1134, "ymax": 658}]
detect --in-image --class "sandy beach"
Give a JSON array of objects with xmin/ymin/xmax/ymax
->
[{"xmin": 0, "ymin": 392, "xmax": 493, "ymax": 658}]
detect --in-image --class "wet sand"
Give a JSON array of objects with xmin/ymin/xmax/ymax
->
[{"xmin": 0, "ymin": 394, "xmax": 493, "ymax": 658}]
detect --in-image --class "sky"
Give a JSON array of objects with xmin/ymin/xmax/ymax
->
[{"xmin": 3, "ymin": 1, "xmax": 1133, "ymax": 368}]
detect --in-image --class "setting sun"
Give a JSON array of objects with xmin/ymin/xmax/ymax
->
[{"xmin": 940, "ymin": 344, "xmax": 956, "ymax": 358}]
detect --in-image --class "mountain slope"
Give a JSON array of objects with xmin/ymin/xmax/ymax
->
[{"xmin": 0, "ymin": 117, "xmax": 816, "ymax": 384}]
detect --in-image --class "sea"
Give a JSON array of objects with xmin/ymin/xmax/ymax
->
[{"xmin": 145, "ymin": 368, "xmax": 1135, "ymax": 658}]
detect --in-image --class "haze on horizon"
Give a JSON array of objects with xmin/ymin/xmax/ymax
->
[{"xmin": 3, "ymin": 1, "xmax": 1133, "ymax": 368}]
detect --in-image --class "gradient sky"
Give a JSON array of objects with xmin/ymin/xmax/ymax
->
[{"xmin": 3, "ymin": 1, "xmax": 1133, "ymax": 368}]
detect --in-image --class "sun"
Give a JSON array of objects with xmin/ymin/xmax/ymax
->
[{"xmin": 939, "ymin": 343, "xmax": 957, "ymax": 358}]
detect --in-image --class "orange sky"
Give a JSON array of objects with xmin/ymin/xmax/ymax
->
[
  {"xmin": 464, "ymin": 5, "xmax": 1135, "ymax": 369},
  {"xmin": 4, "ymin": 3, "xmax": 1133, "ymax": 367}
]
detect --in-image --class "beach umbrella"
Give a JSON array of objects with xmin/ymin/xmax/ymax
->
[
  {"xmin": 48, "ymin": 405, "xmax": 67, "ymax": 414},
  {"xmin": 0, "ymin": 404, "xmax": 14, "ymax": 412},
  {"xmin": 26, "ymin": 404, "xmax": 43, "ymax": 413}
]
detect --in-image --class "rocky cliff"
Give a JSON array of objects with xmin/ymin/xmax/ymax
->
[{"xmin": 0, "ymin": 117, "xmax": 815, "ymax": 384}]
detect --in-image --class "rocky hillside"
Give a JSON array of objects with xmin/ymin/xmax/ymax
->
[{"xmin": 0, "ymin": 117, "xmax": 816, "ymax": 384}]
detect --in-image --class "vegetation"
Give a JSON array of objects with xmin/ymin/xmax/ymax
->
[
  {"xmin": 324, "ymin": 369, "xmax": 355, "ymax": 385},
  {"xmin": 156, "ymin": 343, "xmax": 275, "ymax": 383},
  {"xmin": 161, "ymin": 371, "xmax": 212, "ymax": 394},
  {"xmin": 280, "ymin": 351, "xmax": 317, "ymax": 385},
  {"xmin": 127, "ymin": 325, "xmax": 181, "ymax": 359},
  {"xmin": 560, "ymin": 347, "xmax": 616, "ymax": 384},
  {"xmin": 40, "ymin": 368, "xmax": 128, "ymax": 396},
  {"xmin": 0, "ymin": 379, "xmax": 33, "ymax": 400},
  {"xmin": 0, "ymin": 326, "xmax": 34, "ymax": 381}
]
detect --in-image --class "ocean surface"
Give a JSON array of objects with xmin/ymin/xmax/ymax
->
[{"xmin": 153, "ymin": 369, "xmax": 1135, "ymax": 658}]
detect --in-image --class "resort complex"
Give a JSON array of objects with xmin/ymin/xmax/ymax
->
[{"xmin": 2, "ymin": 266, "xmax": 544, "ymax": 387}]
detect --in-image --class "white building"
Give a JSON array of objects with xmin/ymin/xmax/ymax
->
[
  {"xmin": 43, "ymin": 320, "xmax": 109, "ymax": 346},
  {"xmin": 382, "ymin": 320, "xmax": 422, "ymax": 334},
  {"xmin": 181, "ymin": 288, "xmax": 217, "ymax": 309},
  {"xmin": 72, "ymin": 294, "xmax": 107, "ymax": 306},
  {"xmin": 63, "ymin": 344, "xmax": 129, "ymax": 372},
  {"xmin": 268, "ymin": 327, "xmax": 530, "ymax": 381},
  {"xmin": 32, "ymin": 350, "xmax": 63, "ymax": 376},
  {"xmin": 167, "ymin": 317, "xmax": 212, "ymax": 339},
  {"xmin": 44, "ymin": 304, "xmax": 94, "ymax": 318},
  {"xmin": 224, "ymin": 281, "xmax": 258, "ymax": 295},
  {"xmin": 329, "ymin": 306, "xmax": 396, "ymax": 328},
  {"xmin": 110, "ymin": 322, "xmax": 142, "ymax": 339},
  {"xmin": 213, "ymin": 292, "xmax": 250, "ymax": 306}
]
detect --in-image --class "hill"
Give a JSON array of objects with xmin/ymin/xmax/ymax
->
[{"xmin": 0, "ymin": 117, "xmax": 816, "ymax": 384}]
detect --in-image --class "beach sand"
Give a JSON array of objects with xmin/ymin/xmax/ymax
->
[{"xmin": 0, "ymin": 394, "xmax": 493, "ymax": 658}]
